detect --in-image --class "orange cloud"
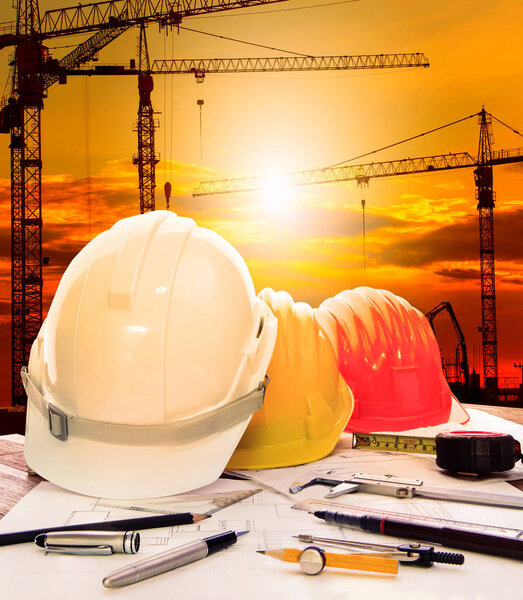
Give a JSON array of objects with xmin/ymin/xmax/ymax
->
[{"xmin": 0, "ymin": 153, "xmax": 522, "ymax": 406}]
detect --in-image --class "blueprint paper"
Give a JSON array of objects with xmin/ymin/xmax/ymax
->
[
  {"xmin": 1, "ymin": 478, "xmax": 522, "ymax": 600},
  {"xmin": 1, "ymin": 408, "xmax": 522, "ymax": 600}
]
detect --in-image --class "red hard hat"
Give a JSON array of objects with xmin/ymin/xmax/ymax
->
[{"xmin": 316, "ymin": 287, "xmax": 469, "ymax": 432}]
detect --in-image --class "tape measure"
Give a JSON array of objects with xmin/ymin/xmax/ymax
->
[{"xmin": 352, "ymin": 430, "xmax": 523, "ymax": 475}]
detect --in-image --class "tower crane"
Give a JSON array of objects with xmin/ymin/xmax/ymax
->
[
  {"xmin": 0, "ymin": 0, "xmax": 293, "ymax": 406},
  {"xmin": 59, "ymin": 51, "xmax": 428, "ymax": 213},
  {"xmin": 0, "ymin": 0, "xmax": 430, "ymax": 406},
  {"xmin": 132, "ymin": 23, "xmax": 158, "ymax": 214},
  {"xmin": 193, "ymin": 110, "xmax": 523, "ymax": 389}
]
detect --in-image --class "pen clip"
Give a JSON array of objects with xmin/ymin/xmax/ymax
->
[{"xmin": 44, "ymin": 543, "xmax": 114, "ymax": 556}]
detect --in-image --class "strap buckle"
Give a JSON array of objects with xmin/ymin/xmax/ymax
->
[
  {"xmin": 48, "ymin": 403, "xmax": 69, "ymax": 441},
  {"xmin": 258, "ymin": 374, "xmax": 270, "ymax": 393}
]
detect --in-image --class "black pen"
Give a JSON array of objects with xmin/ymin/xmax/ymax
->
[
  {"xmin": 314, "ymin": 510, "xmax": 523, "ymax": 561},
  {"xmin": 0, "ymin": 512, "xmax": 210, "ymax": 547}
]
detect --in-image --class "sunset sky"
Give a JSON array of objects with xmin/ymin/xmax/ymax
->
[{"xmin": 0, "ymin": 0, "xmax": 522, "ymax": 404}]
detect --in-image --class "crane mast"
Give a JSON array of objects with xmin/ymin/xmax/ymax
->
[
  {"xmin": 133, "ymin": 24, "xmax": 158, "ymax": 214},
  {"xmin": 10, "ymin": 1, "xmax": 45, "ymax": 405},
  {"xmin": 475, "ymin": 108, "xmax": 497, "ymax": 389},
  {"xmin": 1, "ymin": 0, "xmax": 292, "ymax": 406}
]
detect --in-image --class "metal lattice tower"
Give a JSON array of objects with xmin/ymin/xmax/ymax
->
[
  {"xmin": 133, "ymin": 24, "xmax": 158, "ymax": 213},
  {"xmin": 2, "ymin": 1, "xmax": 289, "ymax": 406},
  {"xmin": 10, "ymin": 1, "xmax": 45, "ymax": 405},
  {"xmin": 474, "ymin": 108, "xmax": 498, "ymax": 388}
]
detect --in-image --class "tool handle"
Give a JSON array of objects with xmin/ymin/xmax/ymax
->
[
  {"xmin": 381, "ymin": 518, "xmax": 523, "ymax": 562},
  {"xmin": 205, "ymin": 531, "xmax": 238, "ymax": 555},
  {"xmin": 397, "ymin": 544, "xmax": 464, "ymax": 566},
  {"xmin": 430, "ymin": 550, "xmax": 465, "ymax": 565},
  {"xmin": 317, "ymin": 511, "xmax": 523, "ymax": 561}
]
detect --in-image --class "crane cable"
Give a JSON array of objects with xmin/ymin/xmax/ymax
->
[
  {"xmin": 178, "ymin": 26, "xmax": 312, "ymax": 57},
  {"xmin": 191, "ymin": 0, "xmax": 360, "ymax": 19},
  {"xmin": 196, "ymin": 77, "xmax": 205, "ymax": 159},
  {"xmin": 83, "ymin": 78, "xmax": 92, "ymax": 238},
  {"xmin": 170, "ymin": 32, "xmax": 175, "ymax": 185},
  {"xmin": 362, "ymin": 196, "xmax": 366, "ymax": 269},
  {"xmin": 491, "ymin": 114, "xmax": 522, "ymax": 137},
  {"xmin": 163, "ymin": 30, "xmax": 167, "ymax": 202},
  {"xmin": 358, "ymin": 177, "xmax": 369, "ymax": 269},
  {"xmin": 326, "ymin": 112, "xmax": 479, "ymax": 169},
  {"xmin": 177, "ymin": 25, "xmax": 312, "ymax": 158}
]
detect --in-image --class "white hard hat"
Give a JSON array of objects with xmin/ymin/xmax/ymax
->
[{"xmin": 23, "ymin": 211, "xmax": 277, "ymax": 498}]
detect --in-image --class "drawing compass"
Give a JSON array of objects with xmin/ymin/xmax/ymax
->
[
  {"xmin": 289, "ymin": 471, "xmax": 523, "ymax": 509},
  {"xmin": 294, "ymin": 534, "xmax": 464, "ymax": 566}
]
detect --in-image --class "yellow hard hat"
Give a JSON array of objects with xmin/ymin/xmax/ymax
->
[{"xmin": 228, "ymin": 288, "xmax": 354, "ymax": 469}]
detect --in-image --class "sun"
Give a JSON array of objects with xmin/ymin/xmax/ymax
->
[{"xmin": 260, "ymin": 175, "xmax": 294, "ymax": 215}]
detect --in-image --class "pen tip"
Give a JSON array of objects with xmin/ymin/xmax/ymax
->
[
  {"xmin": 236, "ymin": 530, "xmax": 249, "ymax": 537},
  {"xmin": 34, "ymin": 534, "xmax": 45, "ymax": 548}
]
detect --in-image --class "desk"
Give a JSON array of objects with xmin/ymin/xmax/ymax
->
[
  {"xmin": 1, "ymin": 407, "xmax": 522, "ymax": 600},
  {"xmin": 1, "ymin": 405, "xmax": 522, "ymax": 518}
]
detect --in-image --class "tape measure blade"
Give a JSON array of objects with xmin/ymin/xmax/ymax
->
[{"xmin": 352, "ymin": 432, "xmax": 437, "ymax": 455}]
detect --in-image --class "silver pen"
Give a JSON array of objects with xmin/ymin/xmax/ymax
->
[
  {"xmin": 35, "ymin": 530, "xmax": 140, "ymax": 555},
  {"xmin": 103, "ymin": 530, "xmax": 248, "ymax": 588}
]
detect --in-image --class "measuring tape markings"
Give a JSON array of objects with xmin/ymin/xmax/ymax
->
[
  {"xmin": 353, "ymin": 430, "xmax": 523, "ymax": 474},
  {"xmin": 353, "ymin": 433, "xmax": 436, "ymax": 455}
]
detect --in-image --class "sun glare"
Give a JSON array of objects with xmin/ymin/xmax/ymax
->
[{"xmin": 261, "ymin": 175, "xmax": 294, "ymax": 215}]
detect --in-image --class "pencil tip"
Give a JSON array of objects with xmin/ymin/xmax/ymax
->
[
  {"xmin": 193, "ymin": 513, "xmax": 211, "ymax": 522},
  {"xmin": 256, "ymin": 550, "xmax": 266, "ymax": 554}
]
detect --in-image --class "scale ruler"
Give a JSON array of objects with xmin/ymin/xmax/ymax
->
[
  {"xmin": 95, "ymin": 489, "xmax": 262, "ymax": 516},
  {"xmin": 97, "ymin": 502, "xmax": 172, "ymax": 515},
  {"xmin": 352, "ymin": 432, "xmax": 437, "ymax": 454},
  {"xmin": 293, "ymin": 498, "xmax": 523, "ymax": 539}
]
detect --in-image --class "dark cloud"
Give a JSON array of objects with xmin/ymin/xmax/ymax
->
[
  {"xmin": 0, "ymin": 300, "xmax": 10, "ymax": 316},
  {"xmin": 0, "ymin": 225, "xmax": 8, "ymax": 259},
  {"xmin": 501, "ymin": 277, "xmax": 523, "ymax": 285},
  {"xmin": 0, "ymin": 221, "xmax": 88, "ymax": 264},
  {"xmin": 379, "ymin": 208, "xmax": 523, "ymax": 267},
  {"xmin": 435, "ymin": 268, "xmax": 480, "ymax": 281}
]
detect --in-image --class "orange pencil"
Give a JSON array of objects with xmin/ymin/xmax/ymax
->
[{"xmin": 258, "ymin": 546, "xmax": 398, "ymax": 576}]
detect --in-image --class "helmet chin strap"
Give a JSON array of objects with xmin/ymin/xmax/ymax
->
[{"xmin": 22, "ymin": 367, "xmax": 269, "ymax": 447}]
